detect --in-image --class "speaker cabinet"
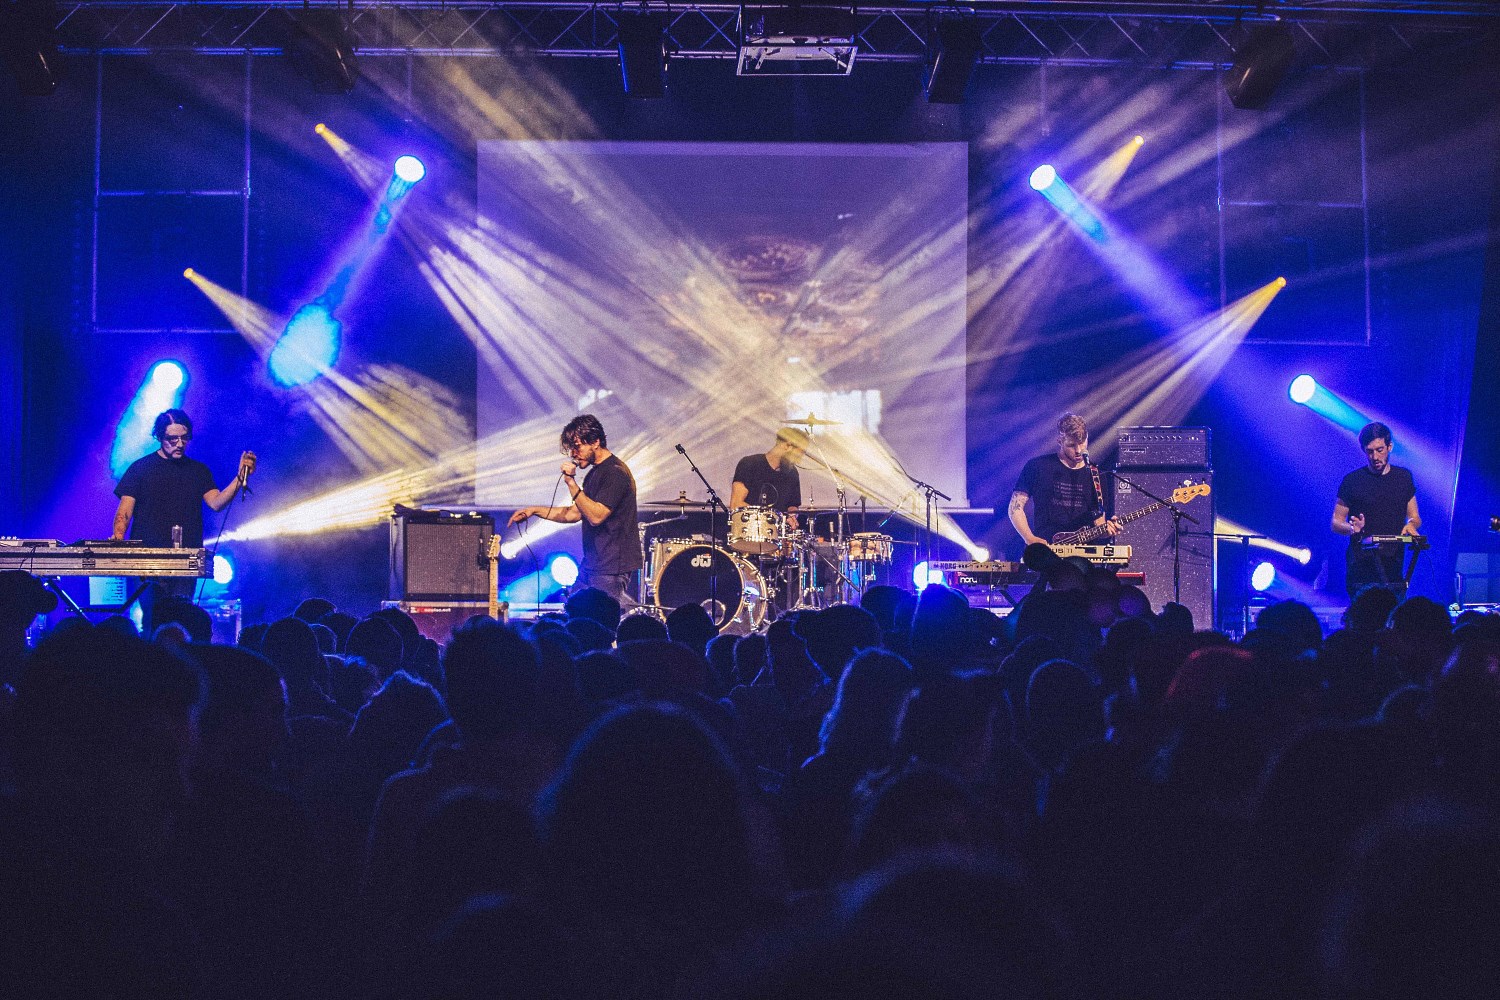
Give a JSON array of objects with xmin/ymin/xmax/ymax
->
[
  {"xmin": 389, "ymin": 511, "xmax": 494, "ymax": 602},
  {"xmin": 1113, "ymin": 470, "xmax": 1215, "ymax": 630}
]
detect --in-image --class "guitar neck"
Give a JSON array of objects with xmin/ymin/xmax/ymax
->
[{"xmin": 1067, "ymin": 499, "xmax": 1166, "ymax": 544}]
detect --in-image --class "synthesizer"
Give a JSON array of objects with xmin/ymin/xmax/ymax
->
[
  {"xmin": 1360, "ymin": 534, "xmax": 1430, "ymax": 551},
  {"xmin": 0, "ymin": 544, "xmax": 210, "ymax": 577},
  {"xmin": 1050, "ymin": 544, "xmax": 1132, "ymax": 567},
  {"xmin": 930, "ymin": 560, "xmax": 1034, "ymax": 587}
]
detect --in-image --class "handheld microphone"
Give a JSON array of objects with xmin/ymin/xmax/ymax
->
[{"xmin": 1081, "ymin": 450, "xmax": 1091, "ymax": 466}]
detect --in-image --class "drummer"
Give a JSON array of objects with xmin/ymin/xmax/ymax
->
[{"xmin": 730, "ymin": 426, "xmax": 808, "ymax": 527}]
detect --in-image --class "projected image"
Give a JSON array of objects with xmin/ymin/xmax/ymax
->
[{"xmin": 474, "ymin": 141, "xmax": 969, "ymax": 518}]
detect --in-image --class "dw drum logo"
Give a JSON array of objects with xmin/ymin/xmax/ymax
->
[{"xmin": 691, "ymin": 553, "xmax": 713, "ymax": 568}]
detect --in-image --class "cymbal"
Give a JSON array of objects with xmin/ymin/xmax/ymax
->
[
  {"xmin": 642, "ymin": 498, "xmax": 717, "ymax": 508},
  {"xmin": 787, "ymin": 414, "xmax": 842, "ymax": 426}
]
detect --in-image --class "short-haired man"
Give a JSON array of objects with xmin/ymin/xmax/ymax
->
[
  {"xmin": 730, "ymin": 427, "xmax": 808, "ymax": 517},
  {"xmin": 1332, "ymin": 421, "xmax": 1421, "ymax": 599},
  {"xmin": 508, "ymin": 414, "xmax": 641, "ymax": 605},
  {"xmin": 1009, "ymin": 413, "xmax": 1118, "ymax": 547}
]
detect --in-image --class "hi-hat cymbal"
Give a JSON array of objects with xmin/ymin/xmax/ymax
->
[{"xmin": 787, "ymin": 414, "xmax": 842, "ymax": 426}]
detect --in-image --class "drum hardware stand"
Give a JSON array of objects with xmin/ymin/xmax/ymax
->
[{"xmin": 673, "ymin": 444, "xmax": 730, "ymax": 628}]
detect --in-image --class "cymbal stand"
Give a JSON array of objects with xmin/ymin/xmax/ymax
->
[{"xmin": 808, "ymin": 426, "xmax": 854, "ymax": 603}]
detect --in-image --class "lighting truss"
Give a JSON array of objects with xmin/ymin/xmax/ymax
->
[{"xmin": 51, "ymin": 2, "xmax": 1500, "ymax": 67}]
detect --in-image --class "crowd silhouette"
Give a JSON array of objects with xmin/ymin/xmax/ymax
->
[{"xmin": 2, "ymin": 563, "xmax": 1499, "ymax": 999}]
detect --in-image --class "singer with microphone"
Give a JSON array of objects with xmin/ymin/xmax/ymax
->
[
  {"xmin": 111, "ymin": 408, "xmax": 257, "ymax": 615},
  {"xmin": 1008, "ymin": 412, "xmax": 1119, "ymax": 548},
  {"xmin": 508, "ymin": 414, "xmax": 640, "ymax": 605}
]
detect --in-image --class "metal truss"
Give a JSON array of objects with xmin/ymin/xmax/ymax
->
[{"xmin": 52, "ymin": 2, "xmax": 1500, "ymax": 67}]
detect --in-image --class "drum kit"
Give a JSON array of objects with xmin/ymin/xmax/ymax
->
[{"xmin": 637, "ymin": 497, "xmax": 898, "ymax": 633}]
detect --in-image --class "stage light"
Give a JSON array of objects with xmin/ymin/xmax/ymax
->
[
  {"xmin": 1251, "ymin": 561, "xmax": 1276, "ymax": 592},
  {"xmin": 183, "ymin": 267, "xmax": 195, "ymax": 279},
  {"xmin": 913, "ymin": 561, "xmax": 945, "ymax": 589},
  {"xmin": 972, "ymin": 547, "xmax": 990, "ymax": 563},
  {"xmin": 1029, "ymin": 165, "xmax": 1057, "ymax": 191},
  {"xmin": 1133, "ymin": 135, "xmax": 1144, "ymax": 146},
  {"xmin": 1225, "ymin": 21, "xmax": 1296, "ymax": 111},
  {"xmin": 1286, "ymin": 376, "xmax": 1369, "ymax": 432},
  {"xmin": 548, "ymin": 553, "xmax": 580, "ymax": 588},
  {"xmin": 617, "ymin": 11, "xmax": 668, "ymax": 98},
  {"xmin": 150, "ymin": 361, "xmax": 186, "ymax": 391},
  {"xmin": 1289, "ymin": 374, "xmax": 1317, "ymax": 404},
  {"xmin": 314, "ymin": 123, "xmax": 327, "ymax": 135},
  {"xmin": 269, "ymin": 302, "xmax": 342, "ymax": 387},
  {"xmin": 212, "ymin": 553, "xmax": 235, "ymax": 586},
  {"xmin": 924, "ymin": 15, "xmax": 983, "ymax": 105},
  {"xmin": 394, "ymin": 155, "xmax": 426, "ymax": 184}
]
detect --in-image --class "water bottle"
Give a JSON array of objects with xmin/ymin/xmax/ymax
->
[{"xmin": 171, "ymin": 524, "xmax": 183, "ymax": 549}]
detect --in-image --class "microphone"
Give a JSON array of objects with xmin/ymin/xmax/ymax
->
[
  {"xmin": 237, "ymin": 463, "xmax": 253, "ymax": 499},
  {"xmin": 675, "ymin": 443, "xmax": 686, "ymax": 455},
  {"xmin": 1081, "ymin": 450, "xmax": 1091, "ymax": 466}
]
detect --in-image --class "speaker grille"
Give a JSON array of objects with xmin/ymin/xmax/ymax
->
[
  {"xmin": 391, "ymin": 519, "xmax": 492, "ymax": 601},
  {"xmin": 1114, "ymin": 471, "xmax": 1215, "ymax": 630}
]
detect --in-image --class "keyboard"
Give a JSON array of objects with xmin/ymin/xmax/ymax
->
[{"xmin": 1051, "ymin": 543, "xmax": 1132, "ymax": 567}]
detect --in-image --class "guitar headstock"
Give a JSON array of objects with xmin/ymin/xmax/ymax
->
[
  {"xmin": 486, "ymin": 535, "xmax": 501, "ymax": 560},
  {"xmin": 1170, "ymin": 483, "xmax": 1211, "ymax": 504}
]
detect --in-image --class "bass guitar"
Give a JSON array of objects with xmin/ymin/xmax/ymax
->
[{"xmin": 1051, "ymin": 483, "xmax": 1211, "ymax": 545}]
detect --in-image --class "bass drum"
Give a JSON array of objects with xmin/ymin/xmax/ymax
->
[{"xmin": 653, "ymin": 545, "xmax": 767, "ymax": 634}]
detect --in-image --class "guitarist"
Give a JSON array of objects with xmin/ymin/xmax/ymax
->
[{"xmin": 1009, "ymin": 413, "xmax": 1121, "ymax": 548}]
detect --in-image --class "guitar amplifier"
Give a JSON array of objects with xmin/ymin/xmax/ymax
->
[
  {"xmin": 1116, "ymin": 426, "xmax": 1211, "ymax": 469},
  {"xmin": 389, "ymin": 508, "xmax": 494, "ymax": 602}
]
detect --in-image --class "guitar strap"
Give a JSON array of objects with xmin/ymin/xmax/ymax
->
[{"xmin": 1087, "ymin": 462, "xmax": 1106, "ymax": 518}]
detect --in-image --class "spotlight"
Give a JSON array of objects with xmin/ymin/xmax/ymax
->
[
  {"xmin": 268, "ymin": 303, "xmax": 342, "ymax": 387},
  {"xmin": 393, "ymin": 155, "xmax": 426, "ymax": 184},
  {"xmin": 971, "ymin": 546, "xmax": 990, "ymax": 563},
  {"xmin": 924, "ymin": 15, "xmax": 983, "ymax": 104},
  {"xmin": 285, "ymin": 11, "xmax": 360, "ymax": 95},
  {"xmin": 1029, "ymin": 164, "xmax": 1057, "ymax": 191},
  {"xmin": 183, "ymin": 267, "xmax": 196, "ymax": 279},
  {"xmin": 150, "ymin": 361, "xmax": 187, "ymax": 391},
  {"xmin": 1133, "ymin": 135, "xmax": 1144, "ymax": 146},
  {"xmin": 548, "ymin": 553, "xmax": 580, "ymax": 588},
  {"xmin": 1289, "ymin": 374, "xmax": 1317, "ymax": 405},
  {"xmin": 1251, "ymin": 561, "xmax": 1276, "ymax": 592},
  {"xmin": 617, "ymin": 11, "xmax": 668, "ymax": 99},
  {"xmin": 913, "ymin": 561, "xmax": 945, "ymax": 589},
  {"xmin": 212, "ymin": 553, "xmax": 236, "ymax": 586},
  {"xmin": 2, "ymin": 3, "xmax": 61, "ymax": 96},
  {"xmin": 1225, "ymin": 21, "xmax": 1296, "ymax": 111}
]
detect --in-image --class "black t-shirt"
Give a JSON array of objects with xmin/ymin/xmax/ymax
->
[
  {"xmin": 581, "ymin": 453, "xmax": 641, "ymax": 575},
  {"xmin": 1015, "ymin": 453, "xmax": 1102, "ymax": 541},
  {"xmin": 115, "ymin": 452, "xmax": 218, "ymax": 547},
  {"xmin": 1337, "ymin": 464, "xmax": 1416, "ymax": 551},
  {"xmin": 732, "ymin": 454, "xmax": 802, "ymax": 511}
]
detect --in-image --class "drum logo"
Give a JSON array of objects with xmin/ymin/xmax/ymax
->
[{"xmin": 691, "ymin": 553, "xmax": 713, "ymax": 568}]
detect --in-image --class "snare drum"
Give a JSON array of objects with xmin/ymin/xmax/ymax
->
[
  {"xmin": 729, "ymin": 505, "xmax": 784, "ymax": 555},
  {"xmin": 848, "ymin": 532, "xmax": 895, "ymax": 563},
  {"xmin": 653, "ymin": 545, "xmax": 767, "ymax": 633}
]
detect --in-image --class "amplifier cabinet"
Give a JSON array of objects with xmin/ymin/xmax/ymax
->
[
  {"xmin": 389, "ymin": 510, "xmax": 495, "ymax": 602},
  {"xmin": 1116, "ymin": 426, "xmax": 1211, "ymax": 470}
]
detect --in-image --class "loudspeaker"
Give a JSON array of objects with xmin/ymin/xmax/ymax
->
[
  {"xmin": 390, "ymin": 511, "xmax": 494, "ymax": 602},
  {"xmin": 1113, "ymin": 470, "xmax": 1215, "ymax": 630}
]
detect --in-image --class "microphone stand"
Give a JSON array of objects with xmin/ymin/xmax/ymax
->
[
  {"xmin": 905, "ymin": 476, "xmax": 952, "ymax": 568},
  {"xmin": 675, "ymin": 445, "xmax": 728, "ymax": 629},
  {"xmin": 1107, "ymin": 469, "xmax": 1199, "ymax": 605}
]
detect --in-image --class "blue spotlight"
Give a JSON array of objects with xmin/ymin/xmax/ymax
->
[
  {"xmin": 1289, "ymin": 374, "xmax": 1317, "ymax": 405},
  {"xmin": 1027, "ymin": 165, "xmax": 1107, "ymax": 242},
  {"xmin": 268, "ymin": 302, "xmax": 343, "ymax": 387},
  {"xmin": 913, "ymin": 561, "xmax": 945, "ymax": 590},
  {"xmin": 1287, "ymin": 376, "xmax": 1369, "ymax": 433},
  {"xmin": 150, "ymin": 361, "xmax": 187, "ymax": 391},
  {"xmin": 393, "ymin": 155, "xmax": 426, "ymax": 184},
  {"xmin": 111, "ymin": 360, "xmax": 190, "ymax": 476},
  {"xmin": 548, "ymin": 553, "xmax": 580, "ymax": 588},
  {"xmin": 212, "ymin": 552, "xmax": 235, "ymax": 586},
  {"xmin": 1251, "ymin": 561, "xmax": 1276, "ymax": 592}
]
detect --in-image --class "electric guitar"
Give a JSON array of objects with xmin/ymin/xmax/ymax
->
[
  {"xmin": 486, "ymin": 535, "xmax": 501, "ymax": 620},
  {"xmin": 1050, "ymin": 483, "xmax": 1211, "ymax": 545}
]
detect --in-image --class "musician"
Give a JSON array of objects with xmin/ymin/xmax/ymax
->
[
  {"xmin": 509, "ymin": 414, "xmax": 640, "ymax": 605},
  {"xmin": 1009, "ymin": 413, "xmax": 1119, "ymax": 547},
  {"xmin": 111, "ymin": 409, "xmax": 256, "ymax": 613},
  {"xmin": 1332, "ymin": 421, "xmax": 1421, "ymax": 599},
  {"xmin": 731, "ymin": 426, "xmax": 808, "ymax": 522}
]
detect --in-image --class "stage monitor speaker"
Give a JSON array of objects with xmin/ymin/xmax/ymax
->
[
  {"xmin": 389, "ymin": 510, "xmax": 494, "ymax": 603},
  {"xmin": 1114, "ymin": 470, "xmax": 1215, "ymax": 630}
]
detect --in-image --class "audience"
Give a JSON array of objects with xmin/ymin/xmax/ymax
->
[{"xmin": 1, "ymin": 570, "xmax": 1495, "ymax": 1000}]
